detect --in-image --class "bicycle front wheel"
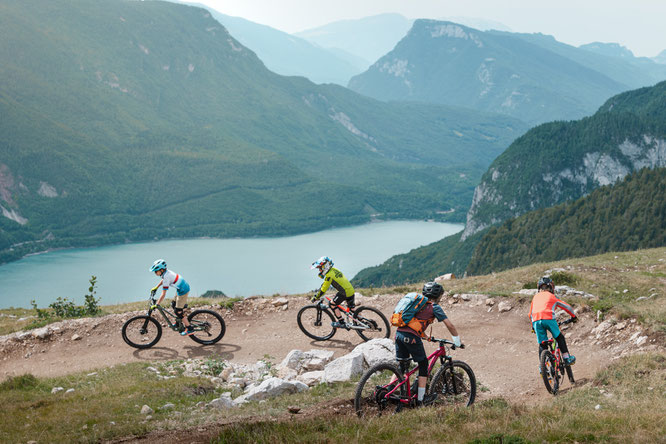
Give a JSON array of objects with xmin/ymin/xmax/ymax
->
[
  {"xmin": 428, "ymin": 360, "xmax": 476, "ymax": 407},
  {"xmin": 188, "ymin": 309, "xmax": 226, "ymax": 345},
  {"xmin": 355, "ymin": 363, "xmax": 404, "ymax": 417},
  {"xmin": 297, "ymin": 305, "xmax": 336, "ymax": 341},
  {"xmin": 121, "ymin": 315, "xmax": 162, "ymax": 349},
  {"xmin": 565, "ymin": 363, "xmax": 575, "ymax": 384},
  {"xmin": 540, "ymin": 349, "xmax": 561, "ymax": 394},
  {"xmin": 354, "ymin": 306, "xmax": 391, "ymax": 341}
]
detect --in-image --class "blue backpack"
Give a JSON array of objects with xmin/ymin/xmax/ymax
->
[{"xmin": 391, "ymin": 292, "xmax": 428, "ymax": 327}]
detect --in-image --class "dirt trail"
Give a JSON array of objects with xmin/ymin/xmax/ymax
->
[{"xmin": 2, "ymin": 293, "xmax": 649, "ymax": 404}]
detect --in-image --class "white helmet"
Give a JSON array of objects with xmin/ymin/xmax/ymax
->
[{"xmin": 311, "ymin": 256, "xmax": 333, "ymax": 277}]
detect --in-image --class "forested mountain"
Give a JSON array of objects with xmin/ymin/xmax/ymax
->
[
  {"xmin": 353, "ymin": 82, "xmax": 666, "ymax": 286},
  {"xmin": 179, "ymin": 2, "xmax": 364, "ymax": 85},
  {"xmin": 0, "ymin": 0, "xmax": 525, "ymax": 263},
  {"xmin": 466, "ymin": 168, "xmax": 666, "ymax": 275},
  {"xmin": 349, "ymin": 20, "xmax": 666, "ymax": 124}
]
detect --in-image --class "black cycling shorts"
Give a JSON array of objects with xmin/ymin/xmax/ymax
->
[{"xmin": 333, "ymin": 291, "xmax": 355, "ymax": 309}]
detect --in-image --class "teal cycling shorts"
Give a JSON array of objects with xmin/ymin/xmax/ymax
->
[{"xmin": 533, "ymin": 319, "xmax": 561, "ymax": 344}]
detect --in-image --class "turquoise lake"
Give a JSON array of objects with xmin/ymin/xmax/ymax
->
[{"xmin": 0, "ymin": 221, "xmax": 462, "ymax": 309}]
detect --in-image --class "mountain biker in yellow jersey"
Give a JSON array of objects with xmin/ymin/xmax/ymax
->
[
  {"xmin": 530, "ymin": 276, "xmax": 578, "ymax": 366},
  {"xmin": 394, "ymin": 282, "xmax": 461, "ymax": 406},
  {"xmin": 150, "ymin": 259, "xmax": 195, "ymax": 336},
  {"xmin": 311, "ymin": 256, "xmax": 355, "ymax": 328}
]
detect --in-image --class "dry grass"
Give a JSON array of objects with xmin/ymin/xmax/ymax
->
[{"xmin": 213, "ymin": 353, "xmax": 666, "ymax": 444}]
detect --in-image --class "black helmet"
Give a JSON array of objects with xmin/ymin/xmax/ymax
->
[
  {"xmin": 422, "ymin": 281, "xmax": 444, "ymax": 299},
  {"xmin": 538, "ymin": 276, "xmax": 554, "ymax": 292}
]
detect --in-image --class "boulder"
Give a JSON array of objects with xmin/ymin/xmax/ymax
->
[
  {"xmin": 208, "ymin": 393, "xmax": 234, "ymax": 409},
  {"xmin": 297, "ymin": 371, "xmax": 325, "ymax": 386},
  {"xmin": 243, "ymin": 377, "xmax": 303, "ymax": 401},
  {"xmin": 324, "ymin": 352, "xmax": 364, "ymax": 383},
  {"xmin": 272, "ymin": 297, "xmax": 289, "ymax": 307},
  {"xmin": 498, "ymin": 301, "xmax": 513, "ymax": 312},
  {"xmin": 140, "ymin": 405, "xmax": 154, "ymax": 415},
  {"xmin": 352, "ymin": 338, "xmax": 395, "ymax": 367},
  {"xmin": 280, "ymin": 350, "xmax": 304, "ymax": 370},
  {"xmin": 32, "ymin": 327, "xmax": 51, "ymax": 339},
  {"xmin": 51, "ymin": 387, "xmax": 64, "ymax": 394},
  {"xmin": 485, "ymin": 298, "xmax": 496, "ymax": 306}
]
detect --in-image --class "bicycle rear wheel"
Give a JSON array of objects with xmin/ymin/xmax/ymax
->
[
  {"xmin": 428, "ymin": 360, "xmax": 476, "ymax": 407},
  {"xmin": 297, "ymin": 305, "xmax": 336, "ymax": 341},
  {"xmin": 540, "ymin": 349, "xmax": 561, "ymax": 394},
  {"xmin": 188, "ymin": 309, "xmax": 226, "ymax": 345},
  {"xmin": 121, "ymin": 315, "xmax": 162, "ymax": 349},
  {"xmin": 354, "ymin": 306, "xmax": 390, "ymax": 341},
  {"xmin": 355, "ymin": 363, "xmax": 405, "ymax": 417}
]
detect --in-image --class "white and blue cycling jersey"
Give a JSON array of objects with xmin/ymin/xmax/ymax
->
[{"xmin": 161, "ymin": 269, "xmax": 190, "ymax": 296}]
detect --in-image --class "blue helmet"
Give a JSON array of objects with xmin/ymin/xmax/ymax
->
[{"xmin": 150, "ymin": 259, "xmax": 167, "ymax": 273}]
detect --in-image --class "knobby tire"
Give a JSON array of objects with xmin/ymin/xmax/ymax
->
[
  {"xmin": 354, "ymin": 306, "xmax": 391, "ymax": 341},
  {"xmin": 297, "ymin": 304, "xmax": 336, "ymax": 341},
  {"xmin": 121, "ymin": 315, "xmax": 162, "ymax": 349}
]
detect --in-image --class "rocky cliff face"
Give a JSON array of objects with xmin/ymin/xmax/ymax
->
[{"xmin": 462, "ymin": 135, "xmax": 666, "ymax": 240}]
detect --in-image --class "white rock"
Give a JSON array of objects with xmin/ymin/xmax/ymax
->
[
  {"xmin": 291, "ymin": 380, "xmax": 309, "ymax": 392},
  {"xmin": 32, "ymin": 327, "xmax": 51, "ymax": 339},
  {"xmin": 592, "ymin": 320, "xmax": 613, "ymax": 336},
  {"xmin": 595, "ymin": 404, "xmax": 602, "ymax": 410},
  {"xmin": 301, "ymin": 350, "xmax": 335, "ymax": 371},
  {"xmin": 635, "ymin": 336, "xmax": 648, "ymax": 346},
  {"xmin": 324, "ymin": 352, "xmax": 365, "ymax": 383},
  {"xmin": 297, "ymin": 371, "xmax": 325, "ymax": 386},
  {"xmin": 51, "ymin": 387, "xmax": 64, "ymax": 394},
  {"xmin": 65, "ymin": 388, "xmax": 75, "ymax": 394},
  {"xmin": 146, "ymin": 366, "xmax": 160, "ymax": 373},
  {"xmin": 243, "ymin": 377, "xmax": 302, "ymax": 401},
  {"xmin": 71, "ymin": 334, "xmax": 82, "ymax": 341},
  {"xmin": 498, "ymin": 301, "xmax": 512, "ymax": 312},
  {"xmin": 220, "ymin": 366, "xmax": 233, "ymax": 381},
  {"xmin": 280, "ymin": 350, "xmax": 304, "ymax": 370},
  {"xmin": 615, "ymin": 322, "xmax": 627, "ymax": 331},
  {"xmin": 352, "ymin": 338, "xmax": 395, "ymax": 368},
  {"xmin": 162, "ymin": 403, "xmax": 175, "ymax": 410},
  {"xmin": 513, "ymin": 289, "xmax": 537, "ymax": 296},
  {"xmin": 485, "ymin": 298, "xmax": 496, "ymax": 306},
  {"xmin": 208, "ymin": 393, "xmax": 234, "ymax": 409},
  {"xmin": 272, "ymin": 297, "xmax": 289, "ymax": 307},
  {"xmin": 140, "ymin": 405, "xmax": 154, "ymax": 415},
  {"xmin": 460, "ymin": 294, "xmax": 471, "ymax": 301}
]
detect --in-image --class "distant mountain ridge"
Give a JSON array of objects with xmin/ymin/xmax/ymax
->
[
  {"xmin": 178, "ymin": 2, "xmax": 364, "ymax": 85},
  {"xmin": 0, "ymin": 0, "xmax": 525, "ymax": 263},
  {"xmin": 349, "ymin": 20, "xmax": 666, "ymax": 124}
]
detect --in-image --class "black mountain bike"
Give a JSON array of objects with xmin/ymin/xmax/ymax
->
[
  {"xmin": 121, "ymin": 291, "xmax": 226, "ymax": 349},
  {"xmin": 297, "ymin": 294, "xmax": 390, "ymax": 342}
]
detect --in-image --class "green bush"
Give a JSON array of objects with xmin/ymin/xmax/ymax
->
[
  {"xmin": 0, "ymin": 374, "xmax": 38, "ymax": 391},
  {"xmin": 31, "ymin": 276, "xmax": 101, "ymax": 320}
]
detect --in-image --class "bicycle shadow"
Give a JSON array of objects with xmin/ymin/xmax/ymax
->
[
  {"xmin": 131, "ymin": 343, "xmax": 241, "ymax": 362},
  {"xmin": 132, "ymin": 346, "xmax": 180, "ymax": 361},
  {"xmin": 306, "ymin": 338, "xmax": 356, "ymax": 353},
  {"xmin": 183, "ymin": 343, "xmax": 242, "ymax": 360}
]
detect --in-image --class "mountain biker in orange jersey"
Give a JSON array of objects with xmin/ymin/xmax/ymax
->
[
  {"xmin": 394, "ymin": 282, "xmax": 461, "ymax": 406},
  {"xmin": 150, "ymin": 259, "xmax": 195, "ymax": 336},
  {"xmin": 311, "ymin": 256, "xmax": 355, "ymax": 328},
  {"xmin": 529, "ymin": 276, "xmax": 578, "ymax": 365}
]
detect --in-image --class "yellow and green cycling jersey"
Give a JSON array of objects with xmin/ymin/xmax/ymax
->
[{"xmin": 316, "ymin": 267, "xmax": 354, "ymax": 299}]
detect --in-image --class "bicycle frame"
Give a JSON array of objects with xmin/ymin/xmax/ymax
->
[
  {"xmin": 317, "ymin": 296, "xmax": 367, "ymax": 331},
  {"xmin": 384, "ymin": 340, "xmax": 453, "ymax": 405},
  {"xmin": 541, "ymin": 338, "xmax": 564, "ymax": 371},
  {"xmin": 147, "ymin": 298, "xmax": 183, "ymax": 332}
]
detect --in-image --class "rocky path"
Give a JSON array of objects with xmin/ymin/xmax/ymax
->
[{"xmin": 1, "ymin": 292, "xmax": 660, "ymax": 404}]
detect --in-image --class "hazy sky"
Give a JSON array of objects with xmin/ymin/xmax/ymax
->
[{"xmin": 197, "ymin": 0, "xmax": 666, "ymax": 57}]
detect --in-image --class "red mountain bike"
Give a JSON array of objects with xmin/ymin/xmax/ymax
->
[
  {"xmin": 539, "ymin": 318, "xmax": 575, "ymax": 394},
  {"xmin": 354, "ymin": 337, "xmax": 476, "ymax": 416}
]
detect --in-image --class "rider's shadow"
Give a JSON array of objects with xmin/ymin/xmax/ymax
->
[
  {"xmin": 183, "ymin": 343, "xmax": 241, "ymax": 360},
  {"xmin": 307, "ymin": 338, "xmax": 355, "ymax": 352},
  {"xmin": 132, "ymin": 346, "xmax": 180, "ymax": 361}
]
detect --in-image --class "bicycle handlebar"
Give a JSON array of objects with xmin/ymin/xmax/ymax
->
[
  {"xmin": 558, "ymin": 317, "xmax": 576, "ymax": 326},
  {"xmin": 428, "ymin": 337, "xmax": 465, "ymax": 350}
]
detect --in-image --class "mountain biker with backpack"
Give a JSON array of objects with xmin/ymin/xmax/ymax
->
[
  {"xmin": 311, "ymin": 256, "xmax": 355, "ymax": 328},
  {"xmin": 392, "ymin": 282, "xmax": 461, "ymax": 406},
  {"xmin": 150, "ymin": 259, "xmax": 195, "ymax": 336},
  {"xmin": 530, "ymin": 276, "xmax": 578, "ymax": 366}
]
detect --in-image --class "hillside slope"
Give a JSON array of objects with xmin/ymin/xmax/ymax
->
[
  {"xmin": 467, "ymin": 168, "xmax": 666, "ymax": 275},
  {"xmin": 354, "ymin": 82, "xmax": 666, "ymax": 286},
  {"xmin": 0, "ymin": 0, "xmax": 525, "ymax": 263}
]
